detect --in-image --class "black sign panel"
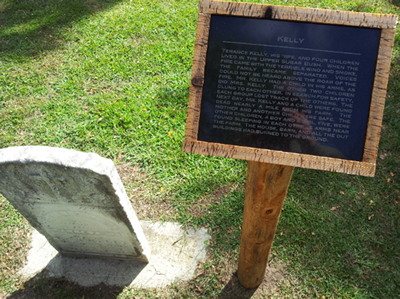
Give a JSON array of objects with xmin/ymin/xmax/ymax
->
[{"xmin": 198, "ymin": 15, "xmax": 381, "ymax": 161}]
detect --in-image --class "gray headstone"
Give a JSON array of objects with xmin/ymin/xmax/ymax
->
[{"xmin": 0, "ymin": 146, "xmax": 150, "ymax": 262}]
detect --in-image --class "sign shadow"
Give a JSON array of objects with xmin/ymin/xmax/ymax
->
[
  {"xmin": 217, "ymin": 261, "xmax": 286, "ymax": 298},
  {"xmin": 218, "ymin": 272, "xmax": 257, "ymax": 299}
]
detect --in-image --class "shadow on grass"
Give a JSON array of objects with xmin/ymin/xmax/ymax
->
[
  {"xmin": 0, "ymin": 0, "xmax": 122, "ymax": 59},
  {"xmin": 8, "ymin": 271, "xmax": 123, "ymax": 299},
  {"xmin": 217, "ymin": 262, "xmax": 286, "ymax": 299},
  {"xmin": 6, "ymin": 251, "xmax": 148, "ymax": 298},
  {"xmin": 217, "ymin": 272, "xmax": 256, "ymax": 299}
]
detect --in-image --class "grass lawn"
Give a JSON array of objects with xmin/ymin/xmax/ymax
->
[{"xmin": 1, "ymin": 0, "xmax": 399, "ymax": 297}]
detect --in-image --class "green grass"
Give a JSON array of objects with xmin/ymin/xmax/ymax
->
[{"xmin": 1, "ymin": 0, "xmax": 400, "ymax": 297}]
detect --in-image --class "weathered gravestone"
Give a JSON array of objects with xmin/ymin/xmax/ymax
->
[{"xmin": 0, "ymin": 146, "xmax": 150, "ymax": 262}]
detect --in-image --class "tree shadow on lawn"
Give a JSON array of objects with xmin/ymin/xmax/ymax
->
[{"xmin": 0, "ymin": 0, "xmax": 122, "ymax": 59}]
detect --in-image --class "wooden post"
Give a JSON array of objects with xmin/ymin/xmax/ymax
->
[{"xmin": 238, "ymin": 161, "xmax": 294, "ymax": 289}]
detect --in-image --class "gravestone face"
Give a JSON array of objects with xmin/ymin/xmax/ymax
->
[{"xmin": 0, "ymin": 146, "xmax": 150, "ymax": 262}]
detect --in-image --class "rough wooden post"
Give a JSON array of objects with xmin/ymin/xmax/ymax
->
[{"xmin": 238, "ymin": 161, "xmax": 294, "ymax": 289}]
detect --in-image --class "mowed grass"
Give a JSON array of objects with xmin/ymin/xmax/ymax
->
[{"xmin": 1, "ymin": 0, "xmax": 400, "ymax": 297}]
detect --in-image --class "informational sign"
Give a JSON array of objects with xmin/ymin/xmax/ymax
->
[
  {"xmin": 198, "ymin": 16, "xmax": 380, "ymax": 162},
  {"xmin": 183, "ymin": 0, "xmax": 397, "ymax": 176}
]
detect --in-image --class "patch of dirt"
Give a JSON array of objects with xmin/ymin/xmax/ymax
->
[
  {"xmin": 184, "ymin": 251, "xmax": 287, "ymax": 299},
  {"xmin": 217, "ymin": 259, "xmax": 288, "ymax": 298},
  {"xmin": 116, "ymin": 163, "xmax": 178, "ymax": 221},
  {"xmin": 257, "ymin": 262, "xmax": 287, "ymax": 294},
  {"xmin": 186, "ymin": 185, "xmax": 241, "ymax": 218},
  {"xmin": 211, "ymin": 185, "xmax": 235, "ymax": 202},
  {"xmin": 116, "ymin": 162, "xmax": 146, "ymax": 184}
]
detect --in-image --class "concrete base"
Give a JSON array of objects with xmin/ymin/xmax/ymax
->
[{"xmin": 20, "ymin": 221, "xmax": 211, "ymax": 288}]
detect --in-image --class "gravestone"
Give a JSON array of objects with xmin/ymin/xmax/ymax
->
[{"xmin": 0, "ymin": 146, "xmax": 150, "ymax": 262}]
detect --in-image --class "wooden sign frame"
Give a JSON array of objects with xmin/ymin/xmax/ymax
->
[{"xmin": 183, "ymin": 0, "xmax": 397, "ymax": 177}]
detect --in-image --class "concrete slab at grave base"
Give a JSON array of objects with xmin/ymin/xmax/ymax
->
[{"xmin": 20, "ymin": 221, "xmax": 211, "ymax": 288}]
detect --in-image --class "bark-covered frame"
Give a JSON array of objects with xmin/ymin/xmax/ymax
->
[{"xmin": 183, "ymin": 0, "xmax": 397, "ymax": 176}]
